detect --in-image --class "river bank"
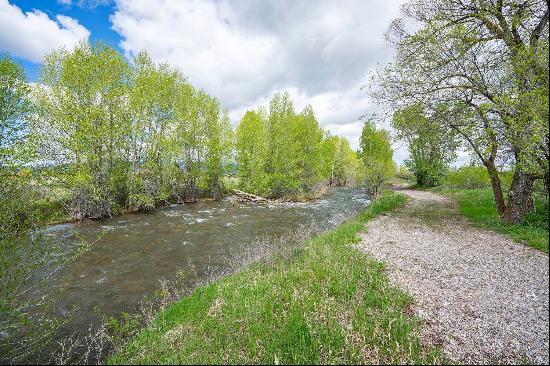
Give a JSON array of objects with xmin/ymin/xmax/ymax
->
[
  {"xmin": 3, "ymin": 187, "xmax": 371, "ymax": 364},
  {"xmin": 107, "ymin": 191, "xmax": 442, "ymax": 364},
  {"xmin": 44, "ymin": 185, "xmax": 333, "ymax": 226}
]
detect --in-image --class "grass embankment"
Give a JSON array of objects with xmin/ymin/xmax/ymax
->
[
  {"xmin": 433, "ymin": 188, "xmax": 549, "ymax": 253},
  {"xmin": 108, "ymin": 192, "xmax": 442, "ymax": 365}
]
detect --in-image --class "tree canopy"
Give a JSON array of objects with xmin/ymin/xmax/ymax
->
[
  {"xmin": 236, "ymin": 92, "xmax": 359, "ymax": 198},
  {"xmin": 392, "ymin": 104, "xmax": 458, "ymax": 187},
  {"xmin": 373, "ymin": 0, "xmax": 549, "ymax": 223},
  {"xmin": 359, "ymin": 121, "xmax": 395, "ymax": 196}
]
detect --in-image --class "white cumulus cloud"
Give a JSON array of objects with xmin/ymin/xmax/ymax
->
[
  {"xmin": 111, "ymin": 0, "xmax": 406, "ymax": 159},
  {"xmin": 0, "ymin": 0, "xmax": 90, "ymax": 63}
]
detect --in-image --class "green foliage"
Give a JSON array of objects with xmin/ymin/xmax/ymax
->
[
  {"xmin": 395, "ymin": 165, "xmax": 413, "ymax": 181},
  {"xmin": 236, "ymin": 92, "xmax": 358, "ymax": 198},
  {"xmin": 443, "ymin": 165, "xmax": 516, "ymax": 190},
  {"xmin": 374, "ymin": 0, "xmax": 549, "ymax": 223},
  {"xmin": 443, "ymin": 165, "xmax": 492, "ymax": 189},
  {"xmin": 359, "ymin": 121, "xmax": 395, "ymax": 195},
  {"xmin": 34, "ymin": 41, "xmax": 132, "ymax": 218},
  {"xmin": 320, "ymin": 134, "xmax": 360, "ymax": 187},
  {"xmin": 265, "ymin": 92, "xmax": 300, "ymax": 196},
  {"xmin": 108, "ymin": 191, "xmax": 442, "ymax": 364},
  {"xmin": 392, "ymin": 104, "xmax": 458, "ymax": 187},
  {"xmin": 236, "ymin": 109, "xmax": 269, "ymax": 195},
  {"xmin": 0, "ymin": 53, "xmax": 31, "ymax": 168},
  {"xmin": 290, "ymin": 105, "xmax": 324, "ymax": 191},
  {"xmin": 32, "ymin": 43, "xmax": 233, "ymax": 219}
]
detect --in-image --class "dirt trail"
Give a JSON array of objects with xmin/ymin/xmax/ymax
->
[{"xmin": 357, "ymin": 189, "xmax": 549, "ymax": 364}]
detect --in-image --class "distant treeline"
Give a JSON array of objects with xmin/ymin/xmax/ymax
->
[
  {"xmin": 2, "ymin": 42, "xmax": 361, "ymax": 220},
  {"xmin": 236, "ymin": 93, "xmax": 360, "ymax": 198}
]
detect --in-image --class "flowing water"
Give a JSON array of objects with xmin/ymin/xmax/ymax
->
[{"xmin": 4, "ymin": 187, "xmax": 370, "ymax": 363}]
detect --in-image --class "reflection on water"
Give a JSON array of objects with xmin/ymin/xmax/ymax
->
[{"xmin": 11, "ymin": 187, "xmax": 370, "ymax": 362}]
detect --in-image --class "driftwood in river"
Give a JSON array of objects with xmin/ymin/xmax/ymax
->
[{"xmin": 232, "ymin": 189, "xmax": 269, "ymax": 203}]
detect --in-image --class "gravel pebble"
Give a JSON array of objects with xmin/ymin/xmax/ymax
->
[{"xmin": 357, "ymin": 190, "xmax": 549, "ymax": 364}]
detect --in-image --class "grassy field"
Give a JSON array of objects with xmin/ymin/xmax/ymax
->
[
  {"xmin": 108, "ymin": 192, "xmax": 442, "ymax": 365},
  {"xmin": 433, "ymin": 188, "xmax": 549, "ymax": 253}
]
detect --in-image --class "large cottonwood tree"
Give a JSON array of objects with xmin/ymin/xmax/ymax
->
[{"xmin": 374, "ymin": 0, "xmax": 549, "ymax": 223}]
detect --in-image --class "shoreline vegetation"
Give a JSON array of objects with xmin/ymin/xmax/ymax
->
[
  {"xmin": 45, "ymin": 185, "xmax": 332, "ymax": 226},
  {"xmin": 107, "ymin": 191, "xmax": 443, "ymax": 365},
  {"xmin": 3, "ymin": 42, "xmax": 363, "ymax": 226}
]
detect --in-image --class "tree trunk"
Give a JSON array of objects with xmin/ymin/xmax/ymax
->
[
  {"xmin": 505, "ymin": 169, "xmax": 535, "ymax": 224},
  {"xmin": 485, "ymin": 160, "xmax": 507, "ymax": 217}
]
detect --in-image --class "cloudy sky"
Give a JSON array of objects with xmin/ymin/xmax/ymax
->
[{"xmin": 1, "ymin": 0, "xmax": 412, "ymax": 162}]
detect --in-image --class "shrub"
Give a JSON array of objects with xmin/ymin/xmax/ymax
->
[
  {"xmin": 443, "ymin": 165, "xmax": 491, "ymax": 189},
  {"xmin": 409, "ymin": 159, "xmax": 446, "ymax": 187},
  {"xmin": 443, "ymin": 165, "xmax": 523, "ymax": 191}
]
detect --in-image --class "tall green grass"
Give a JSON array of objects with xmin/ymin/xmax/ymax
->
[
  {"xmin": 108, "ymin": 192, "xmax": 442, "ymax": 365},
  {"xmin": 434, "ymin": 188, "xmax": 549, "ymax": 253}
]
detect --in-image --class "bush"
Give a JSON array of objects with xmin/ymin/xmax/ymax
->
[
  {"xmin": 443, "ymin": 165, "xmax": 491, "ymax": 189},
  {"xmin": 409, "ymin": 160, "xmax": 446, "ymax": 187},
  {"xmin": 442, "ymin": 165, "xmax": 544, "ymax": 194},
  {"xmin": 443, "ymin": 165, "xmax": 520, "ymax": 191}
]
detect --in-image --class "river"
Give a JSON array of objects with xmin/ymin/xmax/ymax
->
[{"xmin": 4, "ymin": 187, "xmax": 370, "ymax": 363}]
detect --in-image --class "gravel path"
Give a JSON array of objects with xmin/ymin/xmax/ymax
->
[{"xmin": 357, "ymin": 189, "xmax": 549, "ymax": 364}]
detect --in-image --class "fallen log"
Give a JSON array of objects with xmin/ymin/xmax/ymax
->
[{"xmin": 232, "ymin": 189, "xmax": 269, "ymax": 203}]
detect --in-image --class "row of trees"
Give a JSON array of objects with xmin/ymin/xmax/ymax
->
[
  {"xmin": 236, "ymin": 92, "xmax": 360, "ymax": 198},
  {"xmin": 234, "ymin": 94, "xmax": 397, "ymax": 198},
  {"xmin": 374, "ymin": 0, "xmax": 549, "ymax": 223},
  {"xmin": 2, "ymin": 41, "xmax": 365, "ymax": 223},
  {"xmin": 31, "ymin": 42, "xmax": 233, "ymax": 219}
]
